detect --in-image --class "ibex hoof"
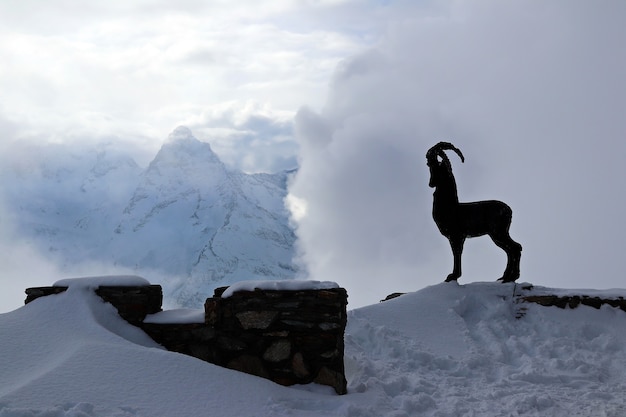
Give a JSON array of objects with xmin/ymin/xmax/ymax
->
[
  {"xmin": 498, "ymin": 276, "xmax": 518, "ymax": 283},
  {"xmin": 445, "ymin": 275, "xmax": 459, "ymax": 283}
]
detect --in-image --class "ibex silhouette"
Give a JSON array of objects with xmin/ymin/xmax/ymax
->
[{"xmin": 426, "ymin": 142, "xmax": 521, "ymax": 283}]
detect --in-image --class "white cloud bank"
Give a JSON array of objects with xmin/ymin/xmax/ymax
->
[
  {"xmin": 0, "ymin": 0, "xmax": 389, "ymax": 172},
  {"xmin": 289, "ymin": 0, "xmax": 626, "ymax": 307}
]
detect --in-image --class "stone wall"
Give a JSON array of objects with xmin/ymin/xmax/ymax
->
[
  {"xmin": 25, "ymin": 285, "xmax": 163, "ymax": 325},
  {"xmin": 25, "ymin": 282, "xmax": 348, "ymax": 395},
  {"xmin": 204, "ymin": 286, "xmax": 348, "ymax": 394},
  {"xmin": 521, "ymin": 294, "xmax": 626, "ymax": 311}
]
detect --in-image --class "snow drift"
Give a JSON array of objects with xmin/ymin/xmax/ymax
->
[{"xmin": 2, "ymin": 280, "xmax": 626, "ymax": 416}]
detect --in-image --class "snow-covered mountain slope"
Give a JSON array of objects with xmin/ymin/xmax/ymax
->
[
  {"xmin": 0, "ymin": 141, "xmax": 143, "ymax": 263},
  {"xmin": 1, "ymin": 280, "xmax": 626, "ymax": 416},
  {"xmin": 0, "ymin": 127, "xmax": 298, "ymax": 307}
]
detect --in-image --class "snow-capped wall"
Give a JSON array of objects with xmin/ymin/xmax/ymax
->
[
  {"xmin": 24, "ymin": 278, "xmax": 348, "ymax": 394},
  {"xmin": 25, "ymin": 281, "xmax": 163, "ymax": 325},
  {"xmin": 201, "ymin": 284, "xmax": 348, "ymax": 394}
]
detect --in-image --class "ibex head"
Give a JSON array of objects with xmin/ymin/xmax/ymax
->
[{"xmin": 426, "ymin": 142, "xmax": 464, "ymax": 188}]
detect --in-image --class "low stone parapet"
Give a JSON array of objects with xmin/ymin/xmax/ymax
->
[
  {"xmin": 203, "ymin": 285, "xmax": 348, "ymax": 394},
  {"xmin": 25, "ymin": 278, "xmax": 348, "ymax": 395},
  {"xmin": 141, "ymin": 322, "xmax": 217, "ymax": 361},
  {"xmin": 25, "ymin": 284, "xmax": 163, "ymax": 324}
]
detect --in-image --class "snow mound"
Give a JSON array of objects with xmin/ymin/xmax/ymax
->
[
  {"xmin": 344, "ymin": 282, "xmax": 626, "ymax": 416},
  {"xmin": 2, "ymin": 281, "xmax": 626, "ymax": 416},
  {"xmin": 53, "ymin": 275, "xmax": 151, "ymax": 288},
  {"xmin": 221, "ymin": 279, "xmax": 340, "ymax": 298}
]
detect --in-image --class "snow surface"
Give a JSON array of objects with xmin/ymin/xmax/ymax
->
[
  {"xmin": 144, "ymin": 309, "xmax": 205, "ymax": 324},
  {"xmin": 53, "ymin": 275, "xmax": 151, "ymax": 288},
  {"xmin": 2, "ymin": 281, "xmax": 626, "ymax": 416},
  {"xmin": 221, "ymin": 279, "xmax": 339, "ymax": 298}
]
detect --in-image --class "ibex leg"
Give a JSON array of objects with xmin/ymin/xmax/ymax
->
[
  {"xmin": 446, "ymin": 236, "xmax": 465, "ymax": 282},
  {"xmin": 490, "ymin": 233, "xmax": 522, "ymax": 282}
]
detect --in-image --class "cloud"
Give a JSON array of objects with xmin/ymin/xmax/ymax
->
[
  {"xmin": 289, "ymin": 0, "xmax": 626, "ymax": 307},
  {"xmin": 180, "ymin": 100, "xmax": 298, "ymax": 173},
  {"xmin": 0, "ymin": 139, "xmax": 157, "ymax": 313},
  {"xmin": 0, "ymin": 194, "xmax": 63, "ymax": 312},
  {"xmin": 0, "ymin": 0, "xmax": 380, "ymax": 174}
]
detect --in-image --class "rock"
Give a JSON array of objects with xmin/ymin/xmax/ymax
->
[
  {"xmin": 236, "ymin": 311, "xmax": 277, "ymax": 329},
  {"xmin": 380, "ymin": 292, "xmax": 405, "ymax": 302},
  {"xmin": 314, "ymin": 366, "xmax": 347, "ymax": 395},
  {"xmin": 228, "ymin": 355, "xmax": 269, "ymax": 379},
  {"xmin": 263, "ymin": 340, "xmax": 291, "ymax": 362},
  {"xmin": 291, "ymin": 352, "xmax": 310, "ymax": 378}
]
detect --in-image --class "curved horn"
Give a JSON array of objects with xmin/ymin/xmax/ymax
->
[{"xmin": 426, "ymin": 142, "xmax": 465, "ymax": 163}]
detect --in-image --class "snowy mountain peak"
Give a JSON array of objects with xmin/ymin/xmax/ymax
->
[
  {"xmin": 3, "ymin": 127, "xmax": 299, "ymax": 309},
  {"xmin": 149, "ymin": 127, "xmax": 222, "ymax": 174},
  {"xmin": 167, "ymin": 125, "xmax": 194, "ymax": 142}
]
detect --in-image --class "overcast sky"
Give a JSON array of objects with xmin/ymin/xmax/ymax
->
[{"xmin": 2, "ymin": 0, "xmax": 626, "ymax": 309}]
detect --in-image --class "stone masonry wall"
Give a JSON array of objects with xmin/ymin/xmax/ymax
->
[
  {"xmin": 25, "ymin": 285, "xmax": 163, "ymax": 324},
  {"xmin": 203, "ymin": 286, "xmax": 348, "ymax": 394},
  {"xmin": 521, "ymin": 294, "xmax": 626, "ymax": 311},
  {"xmin": 25, "ymin": 283, "xmax": 349, "ymax": 395}
]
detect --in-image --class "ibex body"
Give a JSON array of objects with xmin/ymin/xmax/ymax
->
[{"xmin": 427, "ymin": 142, "xmax": 521, "ymax": 283}]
